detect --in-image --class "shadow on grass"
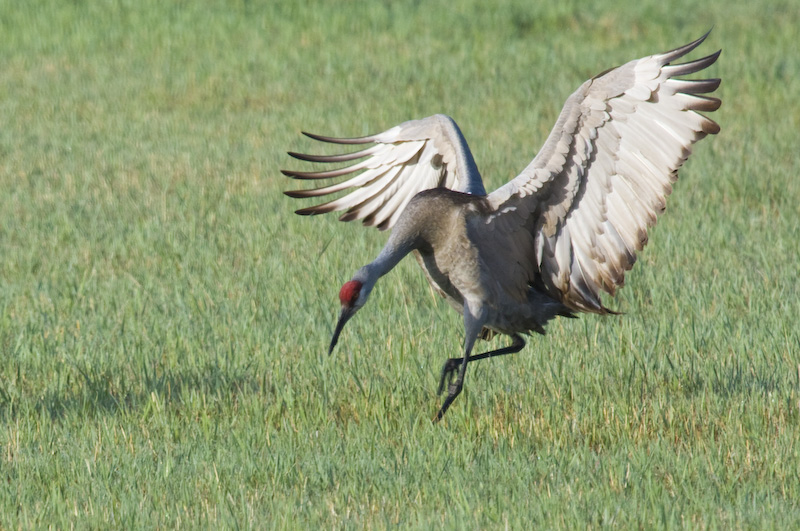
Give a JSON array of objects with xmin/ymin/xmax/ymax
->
[
  {"xmin": 656, "ymin": 356, "xmax": 787, "ymax": 399},
  {"xmin": 0, "ymin": 352, "xmax": 789, "ymax": 422},
  {"xmin": 0, "ymin": 357, "xmax": 271, "ymax": 422}
]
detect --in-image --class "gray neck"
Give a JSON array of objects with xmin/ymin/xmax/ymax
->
[{"xmin": 353, "ymin": 227, "xmax": 418, "ymax": 292}]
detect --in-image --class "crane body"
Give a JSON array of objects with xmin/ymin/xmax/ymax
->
[{"xmin": 283, "ymin": 33, "xmax": 722, "ymax": 421}]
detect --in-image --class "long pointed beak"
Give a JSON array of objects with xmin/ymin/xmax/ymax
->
[{"xmin": 328, "ymin": 306, "xmax": 355, "ymax": 355}]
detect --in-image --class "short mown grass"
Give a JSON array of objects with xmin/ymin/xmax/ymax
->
[{"xmin": 1, "ymin": 0, "xmax": 799, "ymax": 527}]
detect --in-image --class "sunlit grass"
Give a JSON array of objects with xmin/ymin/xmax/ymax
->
[{"xmin": 0, "ymin": 0, "xmax": 798, "ymax": 527}]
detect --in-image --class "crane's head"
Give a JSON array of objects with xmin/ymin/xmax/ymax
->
[{"xmin": 328, "ymin": 278, "xmax": 369, "ymax": 355}]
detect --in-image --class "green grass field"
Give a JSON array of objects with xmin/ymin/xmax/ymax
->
[{"xmin": 1, "ymin": 0, "xmax": 799, "ymax": 527}]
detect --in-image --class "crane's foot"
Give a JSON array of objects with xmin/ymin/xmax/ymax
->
[
  {"xmin": 433, "ymin": 335, "xmax": 526, "ymax": 422},
  {"xmin": 437, "ymin": 357, "xmax": 463, "ymax": 396},
  {"xmin": 433, "ymin": 377, "xmax": 464, "ymax": 422},
  {"xmin": 436, "ymin": 335, "xmax": 526, "ymax": 396}
]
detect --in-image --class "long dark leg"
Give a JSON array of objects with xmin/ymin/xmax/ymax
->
[
  {"xmin": 436, "ymin": 334, "xmax": 525, "ymax": 396},
  {"xmin": 433, "ymin": 348, "xmax": 470, "ymax": 422},
  {"xmin": 433, "ymin": 309, "xmax": 482, "ymax": 423}
]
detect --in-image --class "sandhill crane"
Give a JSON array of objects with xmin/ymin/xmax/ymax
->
[{"xmin": 283, "ymin": 32, "xmax": 721, "ymax": 421}]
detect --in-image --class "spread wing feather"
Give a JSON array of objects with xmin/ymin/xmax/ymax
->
[
  {"xmin": 487, "ymin": 31, "xmax": 721, "ymax": 313},
  {"xmin": 283, "ymin": 114, "xmax": 486, "ymax": 231}
]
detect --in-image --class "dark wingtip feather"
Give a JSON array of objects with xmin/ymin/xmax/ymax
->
[
  {"xmin": 665, "ymin": 50, "xmax": 721, "ymax": 78},
  {"xmin": 288, "ymin": 147, "xmax": 374, "ymax": 163},
  {"xmin": 338, "ymin": 211, "xmax": 360, "ymax": 222},
  {"xmin": 287, "ymin": 151, "xmax": 319, "ymax": 162},
  {"xmin": 280, "ymin": 166, "xmax": 355, "ymax": 180},
  {"xmin": 659, "ymin": 29, "xmax": 713, "ymax": 64},
  {"xmin": 702, "ymin": 118, "xmax": 721, "ymax": 135},
  {"xmin": 690, "ymin": 95, "xmax": 722, "ymax": 112},
  {"xmin": 281, "ymin": 169, "xmax": 319, "ymax": 180},
  {"xmin": 302, "ymin": 131, "xmax": 374, "ymax": 145},
  {"xmin": 284, "ymin": 189, "xmax": 317, "ymax": 199},
  {"xmin": 672, "ymin": 77, "xmax": 721, "ymax": 95},
  {"xmin": 295, "ymin": 204, "xmax": 336, "ymax": 216},
  {"xmin": 701, "ymin": 78, "xmax": 722, "ymax": 93}
]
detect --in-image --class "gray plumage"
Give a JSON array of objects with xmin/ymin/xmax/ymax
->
[{"xmin": 283, "ymin": 32, "xmax": 721, "ymax": 421}]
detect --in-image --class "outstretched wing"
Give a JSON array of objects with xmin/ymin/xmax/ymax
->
[
  {"xmin": 283, "ymin": 114, "xmax": 486, "ymax": 231},
  {"xmin": 487, "ymin": 32, "xmax": 721, "ymax": 313}
]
